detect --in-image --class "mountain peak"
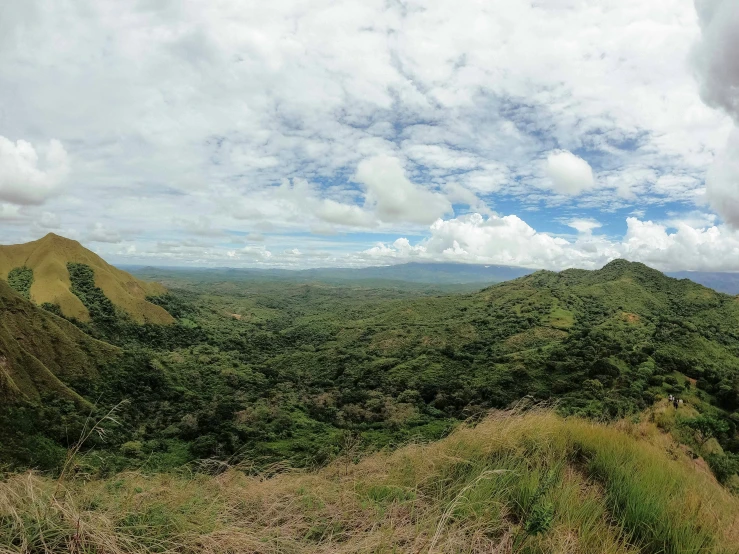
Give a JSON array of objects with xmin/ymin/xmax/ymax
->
[
  {"xmin": 0, "ymin": 235, "xmax": 173, "ymax": 325},
  {"xmin": 601, "ymin": 258, "xmax": 633, "ymax": 269},
  {"xmin": 41, "ymin": 232, "xmax": 71, "ymax": 241},
  {"xmin": 598, "ymin": 259, "xmax": 664, "ymax": 278},
  {"xmin": 37, "ymin": 232, "xmax": 83, "ymax": 247},
  {"xmin": 600, "ymin": 259, "xmax": 650, "ymax": 271}
]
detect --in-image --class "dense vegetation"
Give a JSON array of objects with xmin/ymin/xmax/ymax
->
[
  {"xmin": 2, "ymin": 410, "xmax": 738, "ymax": 554},
  {"xmin": 6, "ymin": 267, "xmax": 33, "ymax": 300},
  {"xmin": 2, "ymin": 259, "xmax": 739, "ymax": 489}
]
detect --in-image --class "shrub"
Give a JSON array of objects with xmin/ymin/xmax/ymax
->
[{"xmin": 7, "ymin": 267, "xmax": 33, "ymax": 299}]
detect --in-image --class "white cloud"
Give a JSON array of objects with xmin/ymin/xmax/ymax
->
[
  {"xmin": 88, "ymin": 222, "xmax": 122, "ymax": 243},
  {"xmin": 0, "ymin": 137, "xmax": 69, "ymax": 205},
  {"xmin": 239, "ymin": 245, "xmax": 272, "ymax": 261},
  {"xmin": 0, "ymin": 204, "xmax": 24, "ymax": 221},
  {"xmin": 38, "ymin": 211, "xmax": 60, "ymax": 229},
  {"xmin": 546, "ymin": 150, "xmax": 595, "ymax": 195},
  {"xmin": 178, "ymin": 216, "xmax": 224, "ymax": 237},
  {"xmin": 1, "ymin": 0, "xmax": 736, "ymax": 268},
  {"xmin": 365, "ymin": 237, "xmax": 427, "ymax": 260},
  {"xmin": 316, "ymin": 199, "xmax": 377, "ymax": 228},
  {"xmin": 691, "ymin": 0, "xmax": 739, "ymax": 226},
  {"xmin": 360, "ymin": 211, "xmax": 739, "ymax": 272},
  {"xmin": 364, "ymin": 213, "xmax": 588, "ymax": 269},
  {"xmin": 691, "ymin": 0, "xmax": 739, "ymax": 122},
  {"xmin": 355, "ymin": 155, "xmax": 452, "ymax": 224},
  {"xmin": 660, "ymin": 209, "xmax": 717, "ymax": 229},
  {"xmin": 568, "ymin": 219, "xmax": 602, "ymax": 234},
  {"xmin": 704, "ymin": 128, "xmax": 739, "ymax": 228},
  {"xmin": 619, "ymin": 216, "xmax": 739, "ymax": 270}
]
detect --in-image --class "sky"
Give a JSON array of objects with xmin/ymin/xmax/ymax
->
[{"xmin": 1, "ymin": 0, "xmax": 739, "ymax": 271}]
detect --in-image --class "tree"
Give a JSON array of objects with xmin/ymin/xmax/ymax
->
[{"xmin": 682, "ymin": 415, "xmax": 730, "ymax": 448}]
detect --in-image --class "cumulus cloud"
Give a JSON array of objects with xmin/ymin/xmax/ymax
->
[
  {"xmin": 545, "ymin": 151, "xmax": 595, "ymax": 195},
  {"xmin": 365, "ymin": 237, "xmax": 427, "ymax": 260},
  {"xmin": 1, "ymin": 0, "xmax": 735, "ymax": 267},
  {"xmin": 38, "ymin": 212, "xmax": 60, "ymax": 229},
  {"xmin": 692, "ymin": 0, "xmax": 739, "ymax": 226},
  {"xmin": 88, "ymin": 222, "xmax": 122, "ymax": 243},
  {"xmin": 361, "ymin": 212, "xmax": 739, "ymax": 272},
  {"xmin": 692, "ymin": 0, "xmax": 739, "ymax": 121},
  {"xmin": 0, "ymin": 137, "xmax": 69, "ymax": 205},
  {"xmin": 620, "ymin": 217, "xmax": 739, "ymax": 270},
  {"xmin": 364, "ymin": 213, "xmax": 588, "ymax": 269},
  {"xmin": 568, "ymin": 219, "xmax": 603, "ymax": 234},
  {"xmin": 355, "ymin": 156, "xmax": 452, "ymax": 224}
]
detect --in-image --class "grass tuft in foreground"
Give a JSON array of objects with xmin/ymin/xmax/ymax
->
[{"xmin": 1, "ymin": 409, "xmax": 738, "ymax": 553}]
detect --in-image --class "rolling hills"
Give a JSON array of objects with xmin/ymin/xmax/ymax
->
[
  {"xmin": 39, "ymin": 256, "xmax": 734, "ymax": 484},
  {"xmin": 2, "ymin": 244, "xmax": 739, "ymax": 552},
  {"xmin": 1, "ymin": 245, "xmax": 739, "ymax": 499},
  {"xmin": 0, "ymin": 233, "xmax": 173, "ymax": 324}
]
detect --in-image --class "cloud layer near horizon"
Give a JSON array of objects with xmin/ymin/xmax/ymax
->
[{"xmin": 0, "ymin": 0, "xmax": 738, "ymax": 271}]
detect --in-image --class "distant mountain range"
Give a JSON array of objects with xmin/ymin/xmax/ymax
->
[
  {"xmin": 127, "ymin": 262, "xmax": 536, "ymax": 288},
  {"xmin": 127, "ymin": 260, "xmax": 739, "ymax": 295},
  {"xmin": 665, "ymin": 271, "xmax": 739, "ymax": 295}
]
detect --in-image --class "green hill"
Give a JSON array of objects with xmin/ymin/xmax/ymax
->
[
  {"xmin": 0, "ymin": 234, "xmax": 173, "ymax": 324},
  {"xmin": 0, "ymin": 279, "xmax": 118, "ymax": 406},
  {"xmin": 20, "ymin": 257, "xmax": 732, "ymax": 482},
  {"xmin": 250, "ymin": 258, "xmax": 739, "ymax": 421}
]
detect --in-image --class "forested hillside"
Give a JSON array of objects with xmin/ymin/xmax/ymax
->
[{"xmin": 2, "ymin": 250, "xmax": 738, "ymax": 488}]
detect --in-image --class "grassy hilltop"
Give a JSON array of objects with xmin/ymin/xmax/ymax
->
[{"xmin": 0, "ymin": 234, "xmax": 172, "ymax": 324}]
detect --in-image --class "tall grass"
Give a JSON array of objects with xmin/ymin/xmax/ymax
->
[{"xmin": 1, "ymin": 410, "xmax": 737, "ymax": 553}]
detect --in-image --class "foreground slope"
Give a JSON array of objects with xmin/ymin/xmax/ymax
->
[
  {"xmin": 0, "ymin": 234, "xmax": 173, "ymax": 324},
  {"xmin": 2, "ymin": 410, "xmax": 737, "ymax": 554},
  {"xmin": 0, "ymin": 280, "xmax": 118, "ymax": 405}
]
